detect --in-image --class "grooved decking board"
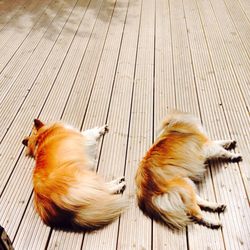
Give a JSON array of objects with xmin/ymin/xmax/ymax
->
[
  {"xmin": 0, "ymin": 0, "xmax": 53, "ymax": 70},
  {"xmin": 117, "ymin": 0, "xmax": 154, "ymax": 249},
  {"xmin": 170, "ymin": 0, "xmax": 199, "ymax": 116},
  {"xmin": 13, "ymin": 0, "xmax": 115, "ymax": 248},
  {"xmin": 0, "ymin": 0, "xmax": 28, "ymax": 31},
  {"xmin": 194, "ymin": 0, "xmax": 250, "ymax": 249},
  {"xmin": 238, "ymin": 0, "xmax": 250, "ymax": 20},
  {"xmin": 47, "ymin": 0, "xmax": 123, "ymax": 248},
  {"xmin": 81, "ymin": 0, "xmax": 139, "ymax": 248},
  {"xmin": 210, "ymin": 0, "xmax": 250, "ymax": 107},
  {"xmin": 208, "ymin": 0, "xmax": 250, "ymax": 199},
  {"xmin": 0, "ymin": 0, "xmax": 249, "ymax": 249},
  {"xmin": 0, "ymin": 0, "xmax": 63, "ymax": 101},
  {"xmin": 170, "ymin": 0, "xmax": 224, "ymax": 248},
  {"xmin": 0, "ymin": 0, "xmax": 42, "ymax": 47},
  {"xmin": 153, "ymin": 0, "xmax": 186, "ymax": 248},
  {"xmin": 0, "ymin": 0, "xmax": 78, "ymax": 142},
  {"xmin": 0, "ymin": 0, "xmax": 88, "ymax": 241},
  {"xmin": 196, "ymin": 0, "xmax": 250, "ymax": 201}
]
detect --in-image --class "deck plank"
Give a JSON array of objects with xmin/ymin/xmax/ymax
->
[
  {"xmin": 0, "ymin": 0, "xmax": 249, "ymax": 249},
  {"xmin": 0, "ymin": 0, "xmax": 28, "ymax": 31},
  {"xmin": 237, "ymin": 0, "xmax": 250, "ymax": 21},
  {"xmin": 81, "ymin": 0, "xmax": 140, "ymax": 249},
  {"xmin": 170, "ymin": 0, "xmax": 224, "ymax": 248},
  {"xmin": 210, "ymin": 0, "xmax": 250, "ymax": 107},
  {"xmin": 197, "ymin": 0, "xmax": 250, "ymax": 200},
  {"xmin": 117, "ymin": 0, "xmax": 155, "ymax": 249},
  {"xmin": 153, "ymin": 0, "xmax": 187, "ymax": 248},
  {"xmin": 0, "ymin": 0, "xmax": 88, "ymax": 242},
  {"xmin": 0, "ymin": 0, "xmax": 53, "ymax": 70},
  {"xmin": 0, "ymin": 0, "xmax": 64, "ymax": 102},
  {"xmin": 0, "ymin": 0, "xmax": 79, "ymax": 142},
  {"xmin": 208, "ymin": 0, "xmax": 250, "ymax": 199},
  {"xmin": 13, "ymin": 0, "xmax": 114, "ymax": 248},
  {"xmin": 47, "ymin": 0, "xmax": 124, "ymax": 248},
  {"xmin": 195, "ymin": 0, "xmax": 250, "ymax": 248}
]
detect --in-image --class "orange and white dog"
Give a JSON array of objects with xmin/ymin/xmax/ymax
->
[
  {"xmin": 135, "ymin": 110, "xmax": 242, "ymax": 229},
  {"xmin": 22, "ymin": 119, "xmax": 127, "ymax": 230}
]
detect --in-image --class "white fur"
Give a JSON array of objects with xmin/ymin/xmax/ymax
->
[
  {"xmin": 153, "ymin": 191, "xmax": 190, "ymax": 228},
  {"xmin": 196, "ymin": 195, "xmax": 225, "ymax": 211},
  {"xmin": 106, "ymin": 177, "xmax": 126, "ymax": 194},
  {"xmin": 203, "ymin": 141, "xmax": 241, "ymax": 161},
  {"xmin": 81, "ymin": 125, "xmax": 108, "ymax": 168}
]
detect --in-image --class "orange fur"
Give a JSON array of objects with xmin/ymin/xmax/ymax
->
[
  {"xmin": 135, "ymin": 110, "xmax": 232, "ymax": 229},
  {"xmin": 23, "ymin": 120, "xmax": 127, "ymax": 230}
]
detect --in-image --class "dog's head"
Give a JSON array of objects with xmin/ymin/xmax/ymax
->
[{"xmin": 22, "ymin": 119, "xmax": 45, "ymax": 157}]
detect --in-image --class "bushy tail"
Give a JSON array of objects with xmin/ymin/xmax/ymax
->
[
  {"xmin": 152, "ymin": 191, "xmax": 191, "ymax": 229},
  {"xmin": 138, "ymin": 187, "xmax": 192, "ymax": 229},
  {"xmin": 73, "ymin": 193, "xmax": 128, "ymax": 230}
]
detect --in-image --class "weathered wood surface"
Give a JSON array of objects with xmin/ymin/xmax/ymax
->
[{"xmin": 0, "ymin": 0, "xmax": 249, "ymax": 249}]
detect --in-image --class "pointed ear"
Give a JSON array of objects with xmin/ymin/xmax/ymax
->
[
  {"xmin": 22, "ymin": 138, "xmax": 29, "ymax": 146},
  {"xmin": 34, "ymin": 119, "xmax": 44, "ymax": 130}
]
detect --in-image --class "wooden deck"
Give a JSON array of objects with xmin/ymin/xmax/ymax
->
[{"xmin": 0, "ymin": 0, "xmax": 249, "ymax": 249}]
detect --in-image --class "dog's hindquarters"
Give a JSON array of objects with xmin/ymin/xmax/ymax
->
[
  {"xmin": 72, "ymin": 191, "xmax": 127, "ymax": 230},
  {"xmin": 34, "ymin": 171, "xmax": 127, "ymax": 230},
  {"xmin": 137, "ymin": 177, "xmax": 222, "ymax": 229}
]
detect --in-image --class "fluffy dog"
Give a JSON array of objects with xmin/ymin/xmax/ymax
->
[
  {"xmin": 135, "ymin": 110, "xmax": 242, "ymax": 229},
  {"xmin": 22, "ymin": 119, "xmax": 127, "ymax": 230}
]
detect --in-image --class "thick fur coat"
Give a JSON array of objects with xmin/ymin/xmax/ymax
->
[
  {"xmin": 22, "ymin": 119, "xmax": 127, "ymax": 230},
  {"xmin": 135, "ymin": 111, "xmax": 242, "ymax": 229}
]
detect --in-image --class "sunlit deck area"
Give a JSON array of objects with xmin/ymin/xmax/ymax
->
[{"xmin": 0, "ymin": 0, "xmax": 249, "ymax": 249}]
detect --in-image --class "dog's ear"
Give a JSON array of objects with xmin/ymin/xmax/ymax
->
[
  {"xmin": 34, "ymin": 119, "xmax": 44, "ymax": 130},
  {"xmin": 22, "ymin": 138, "xmax": 29, "ymax": 146}
]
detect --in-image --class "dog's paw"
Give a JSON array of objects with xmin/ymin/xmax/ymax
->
[
  {"xmin": 215, "ymin": 204, "xmax": 226, "ymax": 213},
  {"xmin": 99, "ymin": 125, "xmax": 109, "ymax": 135},
  {"xmin": 114, "ymin": 180, "xmax": 126, "ymax": 194},
  {"xmin": 224, "ymin": 140, "xmax": 237, "ymax": 150},
  {"xmin": 231, "ymin": 154, "xmax": 242, "ymax": 162},
  {"xmin": 118, "ymin": 176, "xmax": 125, "ymax": 183},
  {"xmin": 107, "ymin": 177, "xmax": 126, "ymax": 194},
  {"xmin": 118, "ymin": 182, "xmax": 126, "ymax": 194},
  {"xmin": 210, "ymin": 223, "xmax": 222, "ymax": 230}
]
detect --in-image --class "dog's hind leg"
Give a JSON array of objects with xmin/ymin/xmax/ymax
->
[
  {"xmin": 178, "ymin": 178, "xmax": 221, "ymax": 229},
  {"xmin": 196, "ymin": 195, "xmax": 226, "ymax": 213},
  {"xmin": 184, "ymin": 193, "xmax": 222, "ymax": 229},
  {"xmin": 190, "ymin": 213, "xmax": 222, "ymax": 229},
  {"xmin": 204, "ymin": 142, "xmax": 242, "ymax": 162},
  {"xmin": 214, "ymin": 140, "xmax": 236, "ymax": 150}
]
